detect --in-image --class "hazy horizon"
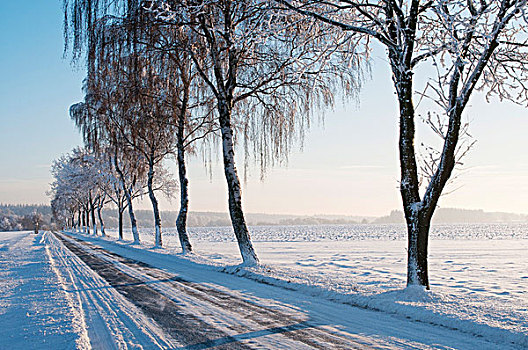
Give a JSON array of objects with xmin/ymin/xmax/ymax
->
[{"xmin": 2, "ymin": 202, "xmax": 527, "ymax": 218}]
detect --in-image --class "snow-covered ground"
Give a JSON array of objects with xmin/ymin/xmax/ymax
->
[
  {"xmin": 0, "ymin": 231, "xmax": 87, "ymax": 349},
  {"xmin": 103, "ymin": 223, "xmax": 528, "ymax": 347},
  {"xmin": 1, "ymin": 224, "xmax": 527, "ymax": 349}
]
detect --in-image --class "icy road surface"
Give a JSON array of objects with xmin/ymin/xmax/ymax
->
[{"xmin": 1, "ymin": 230, "xmax": 523, "ymax": 349}]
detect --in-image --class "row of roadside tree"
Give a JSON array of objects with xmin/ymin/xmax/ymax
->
[{"xmin": 50, "ymin": 0, "xmax": 528, "ymax": 289}]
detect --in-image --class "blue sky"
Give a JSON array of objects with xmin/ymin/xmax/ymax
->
[
  {"xmin": 0, "ymin": 1, "xmax": 83, "ymax": 203},
  {"xmin": 0, "ymin": 2, "xmax": 526, "ymax": 216}
]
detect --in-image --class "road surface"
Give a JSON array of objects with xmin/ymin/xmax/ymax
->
[{"xmin": 54, "ymin": 231, "xmax": 373, "ymax": 349}]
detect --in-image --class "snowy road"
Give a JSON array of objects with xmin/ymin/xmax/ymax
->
[
  {"xmin": 55, "ymin": 231, "xmax": 378, "ymax": 349},
  {"xmin": 55, "ymin": 232, "xmax": 372, "ymax": 349},
  {"xmin": 1, "ymin": 230, "xmax": 522, "ymax": 349}
]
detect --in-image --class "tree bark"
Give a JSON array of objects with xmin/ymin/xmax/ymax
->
[
  {"xmin": 83, "ymin": 210, "xmax": 87, "ymax": 233},
  {"xmin": 176, "ymin": 111, "xmax": 193, "ymax": 254},
  {"xmin": 118, "ymin": 205, "xmax": 124, "ymax": 240},
  {"xmin": 389, "ymin": 47, "xmax": 431, "ymax": 289},
  {"xmin": 218, "ymin": 101, "xmax": 259, "ymax": 265},
  {"xmin": 87, "ymin": 209, "xmax": 91, "ymax": 234},
  {"xmin": 97, "ymin": 206, "xmax": 105, "ymax": 237},
  {"xmin": 147, "ymin": 158, "xmax": 162, "ymax": 247},
  {"xmin": 90, "ymin": 199, "xmax": 97, "ymax": 236},
  {"xmin": 125, "ymin": 190, "xmax": 140, "ymax": 243},
  {"xmin": 114, "ymin": 153, "xmax": 140, "ymax": 243},
  {"xmin": 404, "ymin": 204, "xmax": 433, "ymax": 289}
]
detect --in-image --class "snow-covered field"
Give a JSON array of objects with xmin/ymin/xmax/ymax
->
[
  {"xmin": 104, "ymin": 223, "xmax": 528, "ymax": 346},
  {"xmin": 1, "ymin": 224, "xmax": 527, "ymax": 349}
]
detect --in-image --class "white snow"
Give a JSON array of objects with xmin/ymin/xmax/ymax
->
[
  {"xmin": 101, "ymin": 223, "xmax": 527, "ymax": 348},
  {"xmin": 1, "ymin": 224, "xmax": 527, "ymax": 349},
  {"xmin": 0, "ymin": 231, "xmax": 84, "ymax": 349}
]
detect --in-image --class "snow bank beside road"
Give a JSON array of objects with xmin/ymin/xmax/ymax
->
[{"xmin": 225, "ymin": 264, "xmax": 528, "ymax": 349}]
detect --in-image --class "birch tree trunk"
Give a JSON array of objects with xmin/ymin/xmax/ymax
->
[
  {"xmin": 218, "ymin": 101, "xmax": 259, "ymax": 265},
  {"xmin": 194, "ymin": 8, "xmax": 259, "ymax": 265},
  {"xmin": 175, "ymin": 112, "xmax": 193, "ymax": 254},
  {"xmin": 114, "ymin": 155, "xmax": 140, "ymax": 243},
  {"xmin": 87, "ymin": 210, "xmax": 91, "ymax": 234},
  {"xmin": 118, "ymin": 204, "xmax": 124, "ymax": 240},
  {"xmin": 125, "ymin": 189, "xmax": 140, "ymax": 243},
  {"xmin": 84, "ymin": 210, "xmax": 89, "ymax": 234},
  {"xmin": 90, "ymin": 200, "xmax": 97, "ymax": 235},
  {"xmin": 97, "ymin": 206, "xmax": 106, "ymax": 237},
  {"xmin": 147, "ymin": 158, "xmax": 163, "ymax": 247}
]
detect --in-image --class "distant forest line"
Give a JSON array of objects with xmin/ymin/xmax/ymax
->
[{"xmin": 1, "ymin": 204, "xmax": 526, "ymax": 231}]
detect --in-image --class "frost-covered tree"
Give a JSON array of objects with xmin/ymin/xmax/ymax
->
[
  {"xmin": 63, "ymin": 0, "xmax": 216, "ymax": 253},
  {"xmin": 74, "ymin": 149, "xmax": 109, "ymax": 236},
  {"xmin": 71, "ymin": 96, "xmax": 146, "ymax": 243},
  {"xmin": 71, "ymin": 54, "xmax": 179, "ymax": 246},
  {"xmin": 49, "ymin": 148, "xmax": 104, "ymax": 234},
  {"xmin": 112, "ymin": 147, "xmax": 146, "ymax": 243},
  {"xmin": 138, "ymin": 18, "xmax": 217, "ymax": 254},
  {"xmin": 279, "ymin": 0, "xmax": 528, "ymax": 288},
  {"xmin": 0, "ymin": 210, "xmax": 23, "ymax": 231},
  {"xmin": 146, "ymin": 0, "xmax": 362, "ymax": 264},
  {"xmin": 50, "ymin": 153, "xmax": 85, "ymax": 232},
  {"xmin": 62, "ymin": 0, "xmax": 360, "ymax": 260},
  {"xmin": 96, "ymin": 50, "xmax": 178, "ymax": 247},
  {"xmin": 96, "ymin": 149, "xmax": 132, "ymax": 239},
  {"xmin": 66, "ymin": 12, "xmax": 189, "ymax": 247}
]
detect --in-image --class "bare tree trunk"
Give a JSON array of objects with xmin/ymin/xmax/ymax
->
[
  {"xmin": 196, "ymin": 11, "xmax": 258, "ymax": 264},
  {"xmin": 118, "ymin": 205, "xmax": 124, "ymax": 240},
  {"xmin": 386, "ymin": 0, "xmax": 502, "ymax": 289},
  {"xmin": 97, "ymin": 206, "xmax": 105, "ymax": 237},
  {"xmin": 147, "ymin": 158, "xmax": 163, "ymax": 247},
  {"xmin": 125, "ymin": 190, "xmax": 140, "ymax": 243},
  {"xmin": 90, "ymin": 200, "xmax": 97, "ymax": 236},
  {"xmin": 85, "ymin": 210, "xmax": 90, "ymax": 234},
  {"xmin": 404, "ymin": 204, "xmax": 433, "ymax": 288},
  {"xmin": 78, "ymin": 210, "xmax": 82, "ymax": 233},
  {"xmin": 391, "ymin": 48, "xmax": 430, "ymax": 289},
  {"xmin": 114, "ymin": 154, "xmax": 140, "ymax": 243},
  {"xmin": 218, "ymin": 102, "xmax": 259, "ymax": 265},
  {"xmin": 87, "ymin": 210, "xmax": 91, "ymax": 234},
  {"xmin": 176, "ymin": 112, "xmax": 193, "ymax": 254}
]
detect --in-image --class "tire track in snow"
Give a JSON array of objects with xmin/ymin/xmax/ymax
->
[
  {"xmin": 54, "ymin": 232, "xmax": 253, "ymax": 350},
  {"xmin": 58, "ymin": 232, "xmax": 372, "ymax": 349},
  {"xmin": 43, "ymin": 232, "xmax": 91, "ymax": 350},
  {"xmin": 105, "ymin": 254, "xmax": 363, "ymax": 349},
  {"xmin": 46, "ymin": 232, "xmax": 180, "ymax": 349}
]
